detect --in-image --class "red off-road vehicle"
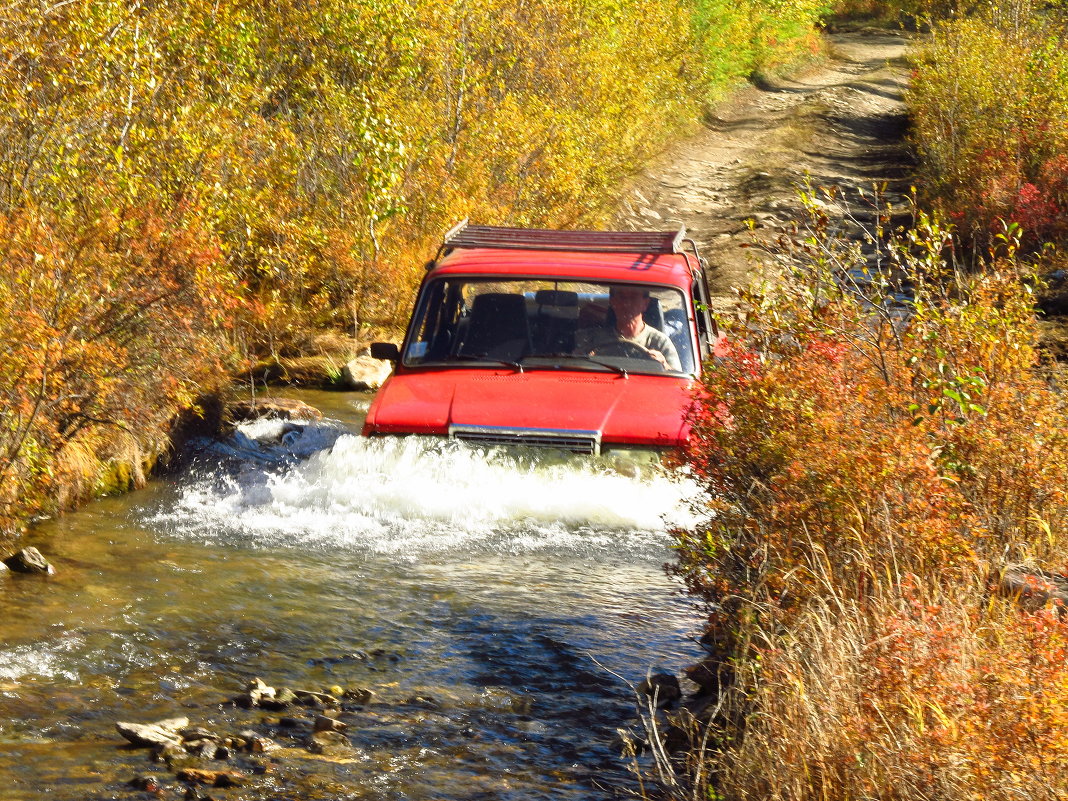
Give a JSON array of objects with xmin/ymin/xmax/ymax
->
[{"xmin": 363, "ymin": 221, "xmax": 722, "ymax": 456}]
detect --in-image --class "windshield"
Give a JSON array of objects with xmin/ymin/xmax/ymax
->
[{"xmin": 402, "ymin": 278, "xmax": 697, "ymax": 376}]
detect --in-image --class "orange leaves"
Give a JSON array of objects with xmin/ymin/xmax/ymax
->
[{"xmin": 0, "ymin": 200, "xmax": 233, "ymax": 528}]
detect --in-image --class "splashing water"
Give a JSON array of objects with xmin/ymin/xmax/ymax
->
[{"xmin": 157, "ymin": 429, "xmax": 703, "ymax": 556}]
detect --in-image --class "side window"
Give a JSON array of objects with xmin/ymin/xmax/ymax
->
[
  {"xmin": 653, "ymin": 288, "xmax": 695, "ymax": 374},
  {"xmin": 405, "ymin": 281, "xmax": 462, "ymax": 363}
]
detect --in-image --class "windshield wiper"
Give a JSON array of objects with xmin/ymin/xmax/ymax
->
[
  {"xmin": 546, "ymin": 353, "xmax": 628, "ymax": 377},
  {"xmin": 451, "ymin": 354, "xmax": 525, "ymax": 373}
]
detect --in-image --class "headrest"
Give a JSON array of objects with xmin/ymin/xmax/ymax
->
[{"xmin": 534, "ymin": 289, "xmax": 579, "ymax": 307}]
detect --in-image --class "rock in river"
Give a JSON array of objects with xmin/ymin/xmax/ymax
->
[
  {"xmin": 340, "ymin": 355, "xmax": 392, "ymax": 390},
  {"xmin": 226, "ymin": 397, "xmax": 324, "ymax": 423},
  {"xmin": 115, "ymin": 716, "xmax": 189, "ymax": 748},
  {"xmin": 3, "ymin": 547, "xmax": 55, "ymax": 575}
]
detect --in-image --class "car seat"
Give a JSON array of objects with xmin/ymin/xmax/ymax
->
[
  {"xmin": 532, "ymin": 289, "xmax": 579, "ymax": 353},
  {"xmin": 456, "ymin": 293, "xmax": 531, "ymax": 358}
]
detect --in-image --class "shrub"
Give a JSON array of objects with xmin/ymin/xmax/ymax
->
[
  {"xmin": 908, "ymin": 4, "xmax": 1068, "ymax": 249},
  {"xmin": 663, "ymin": 194, "xmax": 1068, "ymax": 799}
]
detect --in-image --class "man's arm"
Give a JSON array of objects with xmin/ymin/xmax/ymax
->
[{"xmin": 646, "ymin": 329, "xmax": 682, "ymax": 371}]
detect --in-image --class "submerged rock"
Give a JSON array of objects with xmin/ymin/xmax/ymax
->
[
  {"xmin": 342, "ymin": 686, "xmax": 374, "ymax": 704},
  {"xmin": 293, "ymin": 689, "xmax": 340, "ymax": 707},
  {"xmin": 306, "ymin": 729, "xmax": 352, "ymax": 756},
  {"xmin": 259, "ymin": 687, "xmax": 297, "ymax": 711},
  {"xmin": 227, "ymin": 397, "xmax": 323, "ymax": 423},
  {"xmin": 128, "ymin": 774, "xmax": 163, "ymax": 792},
  {"xmin": 237, "ymin": 677, "xmax": 276, "ymax": 709},
  {"xmin": 3, "ymin": 546, "xmax": 55, "ymax": 575},
  {"xmin": 179, "ymin": 726, "xmax": 220, "ymax": 742},
  {"xmin": 176, "ymin": 767, "xmax": 248, "ymax": 787}
]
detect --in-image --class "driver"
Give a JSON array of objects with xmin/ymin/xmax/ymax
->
[{"xmin": 574, "ymin": 285, "xmax": 682, "ymax": 371}]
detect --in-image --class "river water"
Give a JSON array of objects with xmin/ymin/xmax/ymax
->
[{"xmin": 0, "ymin": 390, "xmax": 706, "ymax": 800}]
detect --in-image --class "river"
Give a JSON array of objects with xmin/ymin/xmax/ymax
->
[{"xmin": 0, "ymin": 389, "xmax": 705, "ymax": 800}]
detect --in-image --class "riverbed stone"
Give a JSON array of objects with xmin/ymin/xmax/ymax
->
[
  {"xmin": 180, "ymin": 726, "xmax": 220, "ymax": 742},
  {"xmin": 187, "ymin": 740, "xmax": 219, "ymax": 759},
  {"xmin": 259, "ymin": 687, "xmax": 296, "ymax": 711},
  {"xmin": 313, "ymin": 714, "xmax": 348, "ymax": 733},
  {"xmin": 340, "ymin": 355, "xmax": 392, "ymax": 390},
  {"xmin": 128, "ymin": 774, "xmax": 163, "ymax": 792},
  {"xmin": 177, "ymin": 767, "xmax": 248, "ymax": 788},
  {"xmin": 278, "ymin": 715, "xmax": 309, "ymax": 728},
  {"xmin": 153, "ymin": 742, "xmax": 190, "ymax": 766},
  {"xmin": 233, "ymin": 676, "xmax": 277, "ymax": 709},
  {"xmin": 116, "ymin": 717, "xmax": 189, "ymax": 748},
  {"xmin": 3, "ymin": 547, "xmax": 55, "ymax": 575},
  {"xmin": 236, "ymin": 729, "xmax": 278, "ymax": 753},
  {"xmin": 342, "ymin": 686, "xmax": 374, "ymax": 704},
  {"xmin": 306, "ymin": 729, "xmax": 353, "ymax": 756},
  {"xmin": 294, "ymin": 688, "xmax": 339, "ymax": 707}
]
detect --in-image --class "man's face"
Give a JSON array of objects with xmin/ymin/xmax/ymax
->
[{"xmin": 610, "ymin": 287, "xmax": 648, "ymax": 319}]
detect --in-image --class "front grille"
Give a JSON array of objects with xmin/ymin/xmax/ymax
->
[{"xmin": 449, "ymin": 424, "xmax": 601, "ymax": 455}]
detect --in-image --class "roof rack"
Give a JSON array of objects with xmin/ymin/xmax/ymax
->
[{"xmin": 436, "ymin": 219, "xmax": 687, "ymax": 259}]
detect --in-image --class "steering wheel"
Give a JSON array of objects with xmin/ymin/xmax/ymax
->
[{"xmin": 589, "ymin": 340, "xmax": 661, "ymax": 362}]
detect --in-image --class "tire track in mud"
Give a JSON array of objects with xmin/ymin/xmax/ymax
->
[{"xmin": 614, "ymin": 29, "xmax": 913, "ymax": 311}]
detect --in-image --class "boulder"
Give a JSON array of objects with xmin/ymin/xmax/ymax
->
[
  {"xmin": 340, "ymin": 355, "xmax": 392, "ymax": 391},
  {"xmin": 637, "ymin": 672, "xmax": 682, "ymax": 708},
  {"xmin": 3, "ymin": 547, "xmax": 55, "ymax": 575},
  {"xmin": 115, "ymin": 717, "xmax": 189, "ymax": 748},
  {"xmin": 226, "ymin": 397, "xmax": 323, "ymax": 423}
]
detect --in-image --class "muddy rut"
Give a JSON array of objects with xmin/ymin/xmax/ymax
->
[{"xmin": 614, "ymin": 29, "xmax": 913, "ymax": 309}]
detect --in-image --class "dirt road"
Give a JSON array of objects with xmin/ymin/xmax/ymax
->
[{"xmin": 614, "ymin": 29, "xmax": 912, "ymax": 309}]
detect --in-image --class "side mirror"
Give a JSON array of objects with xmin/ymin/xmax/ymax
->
[{"xmin": 370, "ymin": 342, "xmax": 400, "ymax": 362}]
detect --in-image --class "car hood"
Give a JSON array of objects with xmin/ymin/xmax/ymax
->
[{"xmin": 363, "ymin": 368, "xmax": 693, "ymax": 448}]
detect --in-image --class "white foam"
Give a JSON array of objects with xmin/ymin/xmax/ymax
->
[
  {"xmin": 0, "ymin": 637, "xmax": 82, "ymax": 682},
  {"xmin": 158, "ymin": 434, "xmax": 702, "ymax": 555}
]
